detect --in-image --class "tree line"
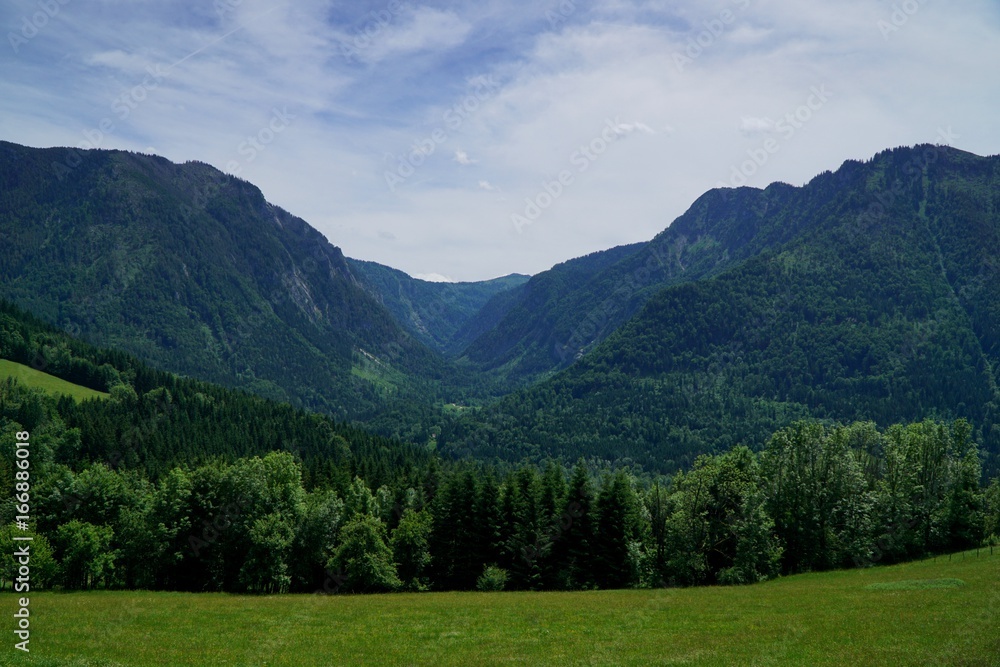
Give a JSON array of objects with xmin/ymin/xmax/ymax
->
[{"xmin": 3, "ymin": 397, "xmax": 998, "ymax": 592}]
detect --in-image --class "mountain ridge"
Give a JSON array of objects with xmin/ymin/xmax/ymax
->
[
  {"xmin": 0, "ymin": 140, "xmax": 448, "ymax": 421},
  {"xmin": 441, "ymin": 144, "xmax": 1000, "ymax": 473}
]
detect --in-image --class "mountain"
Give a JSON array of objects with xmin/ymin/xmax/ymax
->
[
  {"xmin": 457, "ymin": 243, "xmax": 644, "ymax": 384},
  {"xmin": 347, "ymin": 258, "xmax": 529, "ymax": 355},
  {"xmin": 0, "ymin": 141, "xmax": 447, "ymax": 421},
  {"xmin": 442, "ymin": 145, "xmax": 1000, "ymax": 472},
  {"xmin": 4, "ymin": 140, "xmax": 999, "ymax": 476},
  {"xmin": 457, "ymin": 183, "xmax": 823, "ymax": 386}
]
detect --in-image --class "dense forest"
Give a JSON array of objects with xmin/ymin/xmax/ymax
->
[
  {"xmin": 3, "ymin": 374, "xmax": 998, "ymax": 593},
  {"xmin": 1, "ymin": 299, "xmax": 998, "ymax": 594}
]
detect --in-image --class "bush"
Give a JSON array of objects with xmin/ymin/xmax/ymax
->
[{"xmin": 476, "ymin": 565, "xmax": 508, "ymax": 592}]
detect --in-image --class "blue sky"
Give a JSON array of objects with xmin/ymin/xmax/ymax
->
[{"xmin": 3, "ymin": 1, "xmax": 999, "ymax": 281}]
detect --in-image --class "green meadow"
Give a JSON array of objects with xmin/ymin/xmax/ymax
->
[
  {"xmin": 0, "ymin": 360, "xmax": 108, "ymax": 402},
  {"xmin": 1, "ymin": 550, "xmax": 997, "ymax": 666}
]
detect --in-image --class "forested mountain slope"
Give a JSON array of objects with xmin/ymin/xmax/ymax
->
[
  {"xmin": 458, "ymin": 242, "xmax": 646, "ymax": 384},
  {"xmin": 459, "ymin": 180, "xmax": 838, "ymax": 386},
  {"xmin": 0, "ymin": 141, "xmax": 447, "ymax": 421},
  {"xmin": 347, "ymin": 258, "xmax": 528, "ymax": 354},
  {"xmin": 442, "ymin": 146, "xmax": 1000, "ymax": 473},
  {"xmin": 0, "ymin": 298, "xmax": 429, "ymax": 484}
]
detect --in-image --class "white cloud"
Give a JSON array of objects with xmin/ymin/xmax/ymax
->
[
  {"xmin": 351, "ymin": 7, "xmax": 473, "ymax": 64},
  {"xmin": 739, "ymin": 116, "xmax": 776, "ymax": 136},
  {"xmin": 414, "ymin": 272, "xmax": 454, "ymax": 283},
  {"xmin": 454, "ymin": 149, "xmax": 477, "ymax": 165}
]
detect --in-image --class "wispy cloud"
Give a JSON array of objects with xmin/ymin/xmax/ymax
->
[{"xmin": 454, "ymin": 149, "xmax": 478, "ymax": 165}]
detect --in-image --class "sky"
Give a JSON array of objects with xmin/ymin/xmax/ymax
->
[{"xmin": 2, "ymin": 1, "xmax": 999, "ymax": 282}]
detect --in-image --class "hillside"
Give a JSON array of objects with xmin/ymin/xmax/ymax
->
[
  {"xmin": 347, "ymin": 258, "xmax": 529, "ymax": 355},
  {"xmin": 0, "ymin": 298, "xmax": 431, "ymax": 482},
  {"xmin": 444, "ymin": 146, "xmax": 1000, "ymax": 472},
  {"xmin": 4, "ymin": 141, "xmax": 1000, "ymax": 476},
  {"xmin": 458, "ymin": 242, "xmax": 646, "ymax": 385},
  {"xmin": 0, "ymin": 359, "xmax": 109, "ymax": 401},
  {"xmin": 0, "ymin": 141, "xmax": 449, "ymax": 421},
  {"xmin": 458, "ymin": 182, "xmax": 829, "ymax": 387}
]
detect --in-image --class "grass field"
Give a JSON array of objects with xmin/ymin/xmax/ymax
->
[
  {"xmin": 0, "ymin": 549, "xmax": 997, "ymax": 666},
  {"xmin": 0, "ymin": 360, "xmax": 109, "ymax": 402}
]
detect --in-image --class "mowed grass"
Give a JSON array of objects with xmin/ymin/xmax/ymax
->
[
  {"xmin": 0, "ymin": 360, "xmax": 109, "ymax": 402},
  {"xmin": 1, "ymin": 550, "xmax": 997, "ymax": 667}
]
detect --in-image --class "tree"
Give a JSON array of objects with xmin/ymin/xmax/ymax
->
[
  {"xmin": 984, "ymin": 479, "xmax": 1000, "ymax": 544},
  {"xmin": 667, "ymin": 447, "xmax": 781, "ymax": 586},
  {"xmin": 0, "ymin": 525, "xmax": 56, "ymax": 589},
  {"xmin": 538, "ymin": 460, "xmax": 568, "ymax": 588},
  {"xmin": 873, "ymin": 420, "xmax": 957, "ymax": 563},
  {"xmin": 937, "ymin": 419, "xmax": 984, "ymax": 552},
  {"xmin": 54, "ymin": 520, "xmax": 116, "ymax": 590},
  {"xmin": 473, "ymin": 472, "xmax": 502, "ymax": 575},
  {"xmin": 390, "ymin": 508, "xmax": 432, "ymax": 591},
  {"xmin": 148, "ymin": 467, "xmax": 194, "ymax": 590},
  {"xmin": 240, "ymin": 512, "xmax": 295, "ymax": 593},
  {"xmin": 476, "ymin": 565, "xmax": 508, "ymax": 592},
  {"xmin": 593, "ymin": 470, "xmax": 644, "ymax": 589},
  {"xmin": 290, "ymin": 489, "xmax": 344, "ymax": 592},
  {"xmin": 429, "ymin": 470, "xmax": 481, "ymax": 590},
  {"xmin": 504, "ymin": 466, "xmax": 544, "ymax": 589},
  {"xmin": 551, "ymin": 461, "xmax": 596, "ymax": 589},
  {"xmin": 762, "ymin": 422, "xmax": 874, "ymax": 573},
  {"xmin": 228, "ymin": 452, "xmax": 306, "ymax": 593},
  {"xmin": 645, "ymin": 480, "xmax": 671, "ymax": 587},
  {"xmin": 329, "ymin": 514, "xmax": 400, "ymax": 593}
]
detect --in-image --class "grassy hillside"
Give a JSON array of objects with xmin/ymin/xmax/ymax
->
[
  {"xmin": 1, "ymin": 549, "xmax": 996, "ymax": 666},
  {"xmin": 0, "ymin": 360, "xmax": 108, "ymax": 401}
]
